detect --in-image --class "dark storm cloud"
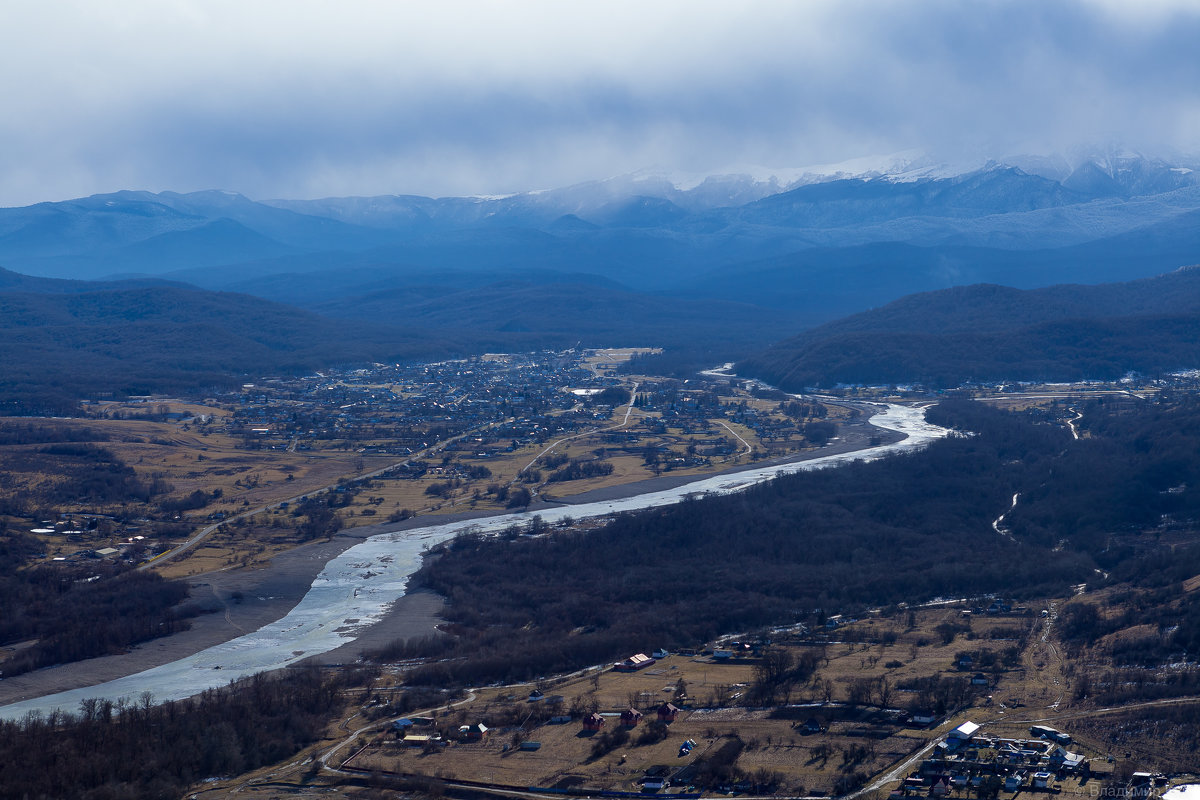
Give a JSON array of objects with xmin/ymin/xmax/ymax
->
[{"xmin": 1, "ymin": 0, "xmax": 1198, "ymax": 205}]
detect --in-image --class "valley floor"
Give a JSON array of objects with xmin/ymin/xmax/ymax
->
[{"xmin": 0, "ymin": 411, "xmax": 898, "ymax": 712}]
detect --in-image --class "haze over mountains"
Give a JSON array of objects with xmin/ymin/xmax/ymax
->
[
  {"xmin": 4, "ymin": 149, "xmax": 1200, "ymax": 408},
  {"xmin": 4, "ymin": 151, "xmax": 1199, "ymax": 313}
]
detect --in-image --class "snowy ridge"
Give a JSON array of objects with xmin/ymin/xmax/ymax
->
[
  {"xmin": 615, "ymin": 148, "xmax": 1200, "ymax": 200},
  {"xmin": 627, "ymin": 150, "xmax": 998, "ymax": 195}
]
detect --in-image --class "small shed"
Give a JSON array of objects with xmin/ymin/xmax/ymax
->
[
  {"xmin": 584, "ymin": 712, "xmax": 605, "ymax": 731},
  {"xmin": 400, "ymin": 734, "xmax": 433, "ymax": 747},
  {"xmin": 657, "ymin": 702, "xmax": 679, "ymax": 723}
]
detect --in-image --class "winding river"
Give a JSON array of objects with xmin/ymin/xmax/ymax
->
[{"xmin": 0, "ymin": 403, "xmax": 949, "ymax": 721}]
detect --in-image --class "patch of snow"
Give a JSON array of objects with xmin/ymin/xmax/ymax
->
[{"xmin": 715, "ymin": 150, "xmax": 998, "ymax": 188}]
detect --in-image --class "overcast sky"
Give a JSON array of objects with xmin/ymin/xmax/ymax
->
[{"xmin": 2, "ymin": 0, "xmax": 1199, "ymax": 206}]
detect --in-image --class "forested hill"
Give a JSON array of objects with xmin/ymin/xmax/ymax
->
[
  {"xmin": 0, "ymin": 268, "xmax": 803, "ymax": 415},
  {"xmin": 0, "ymin": 281, "xmax": 458, "ymax": 414},
  {"xmin": 738, "ymin": 267, "xmax": 1200, "ymax": 389},
  {"xmin": 307, "ymin": 277, "xmax": 804, "ymax": 354},
  {"xmin": 0, "ymin": 266, "xmax": 181, "ymax": 293}
]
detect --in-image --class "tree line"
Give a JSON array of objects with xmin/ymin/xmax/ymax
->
[
  {"xmin": 0, "ymin": 666, "xmax": 365, "ymax": 799},
  {"xmin": 0, "ymin": 533, "xmax": 200, "ymax": 678}
]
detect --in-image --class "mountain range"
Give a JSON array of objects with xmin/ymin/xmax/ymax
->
[
  {"xmin": 5, "ymin": 150, "xmax": 1200, "ymax": 406},
  {"xmin": 3, "ymin": 151, "xmax": 1199, "ymax": 328}
]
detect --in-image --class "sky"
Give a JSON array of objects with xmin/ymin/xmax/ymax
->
[{"xmin": 2, "ymin": 0, "xmax": 1199, "ymax": 206}]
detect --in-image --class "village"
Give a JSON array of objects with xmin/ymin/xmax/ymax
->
[
  {"xmin": 4, "ymin": 348, "xmax": 850, "ymax": 572},
  {"xmin": 304, "ymin": 601, "xmax": 1194, "ymax": 800},
  {"xmin": 208, "ymin": 349, "xmax": 838, "ymax": 474}
]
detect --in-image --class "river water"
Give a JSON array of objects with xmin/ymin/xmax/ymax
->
[{"xmin": 0, "ymin": 403, "xmax": 949, "ymax": 721}]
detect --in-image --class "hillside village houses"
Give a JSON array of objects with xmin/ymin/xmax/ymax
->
[{"xmin": 893, "ymin": 720, "xmax": 1098, "ymax": 798}]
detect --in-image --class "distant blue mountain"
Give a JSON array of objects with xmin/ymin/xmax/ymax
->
[{"xmin": 1, "ymin": 154, "xmax": 1198, "ymax": 325}]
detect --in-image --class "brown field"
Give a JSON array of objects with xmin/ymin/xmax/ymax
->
[
  {"xmin": 0, "ymin": 412, "xmax": 392, "ymax": 515},
  {"xmin": 345, "ymin": 654, "xmax": 932, "ymax": 796},
  {"xmin": 581, "ymin": 348, "xmax": 660, "ymax": 375},
  {"xmin": 336, "ymin": 606, "xmax": 1062, "ymax": 796},
  {"xmin": 331, "ymin": 399, "xmax": 818, "ymax": 525},
  {"xmin": 178, "ymin": 599, "xmax": 1171, "ymax": 799},
  {"xmin": 0, "ymin": 408, "xmax": 399, "ymax": 575}
]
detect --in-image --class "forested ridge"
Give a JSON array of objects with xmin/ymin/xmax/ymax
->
[
  {"xmin": 0, "ymin": 271, "xmax": 796, "ymax": 415},
  {"xmin": 1003, "ymin": 393, "xmax": 1200, "ymax": 558},
  {"xmin": 0, "ymin": 284, "xmax": 463, "ymax": 414},
  {"xmin": 740, "ymin": 269, "xmax": 1200, "ymax": 389}
]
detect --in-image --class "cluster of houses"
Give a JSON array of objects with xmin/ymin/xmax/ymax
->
[
  {"xmin": 216, "ymin": 351, "xmax": 805, "ymax": 472},
  {"xmin": 893, "ymin": 722, "xmax": 1092, "ymax": 797},
  {"xmin": 30, "ymin": 514, "xmax": 151, "ymax": 563},
  {"xmin": 222, "ymin": 351, "xmax": 613, "ymax": 453},
  {"xmin": 389, "ymin": 717, "xmax": 498, "ymax": 748},
  {"xmin": 582, "ymin": 702, "xmax": 681, "ymax": 733}
]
